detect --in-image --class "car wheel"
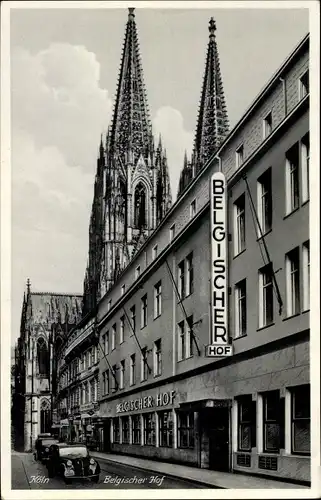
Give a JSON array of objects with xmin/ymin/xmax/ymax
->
[{"xmin": 92, "ymin": 475, "xmax": 99, "ymax": 484}]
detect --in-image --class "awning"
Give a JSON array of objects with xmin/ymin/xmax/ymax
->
[{"xmin": 179, "ymin": 399, "xmax": 232, "ymax": 411}]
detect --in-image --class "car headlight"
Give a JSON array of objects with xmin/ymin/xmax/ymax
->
[
  {"xmin": 89, "ymin": 458, "xmax": 96, "ymax": 465},
  {"xmin": 66, "ymin": 460, "xmax": 73, "ymax": 467},
  {"xmin": 45, "ymin": 448, "xmax": 49, "ymax": 452}
]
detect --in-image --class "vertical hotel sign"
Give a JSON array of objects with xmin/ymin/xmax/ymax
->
[{"xmin": 206, "ymin": 172, "xmax": 233, "ymax": 357}]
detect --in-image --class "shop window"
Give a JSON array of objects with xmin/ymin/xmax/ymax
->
[
  {"xmin": 285, "ymin": 143, "xmax": 299, "ymax": 215},
  {"xmin": 154, "ymin": 281, "xmax": 162, "ymax": 318},
  {"xmin": 132, "ymin": 415, "xmax": 141, "ymax": 445},
  {"xmin": 159, "ymin": 411, "xmax": 173, "ymax": 448},
  {"xmin": 263, "ymin": 391, "xmax": 284, "ymax": 453},
  {"xmin": 291, "ymin": 385, "xmax": 310, "ymax": 455},
  {"xmin": 113, "ymin": 418, "xmax": 120, "ymax": 443},
  {"xmin": 257, "ymin": 168, "xmax": 272, "ymax": 236},
  {"xmin": 141, "ymin": 294, "xmax": 148, "ymax": 328},
  {"xmin": 237, "ymin": 396, "xmax": 256, "ymax": 451},
  {"xmin": 258, "ymin": 263, "xmax": 274, "ymax": 328},
  {"xmin": 234, "ymin": 194, "xmax": 246, "ymax": 255},
  {"xmin": 178, "ymin": 412, "xmax": 194, "ymax": 448},
  {"xmin": 122, "ymin": 416, "xmax": 130, "ymax": 444},
  {"xmin": 285, "ymin": 247, "xmax": 300, "ymax": 317},
  {"xmin": 143, "ymin": 413, "xmax": 156, "ymax": 446}
]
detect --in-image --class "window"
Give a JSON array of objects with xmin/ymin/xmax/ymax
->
[
  {"xmin": 130, "ymin": 305, "xmax": 136, "ymax": 335},
  {"xmin": 111, "ymin": 324, "xmax": 116, "ymax": 350},
  {"xmin": 238, "ymin": 396, "xmax": 256, "ymax": 451},
  {"xmin": 113, "ymin": 418, "xmax": 120, "ymax": 443},
  {"xmin": 130, "ymin": 354, "xmax": 136, "ymax": 386},
  {"xmin": 178, "ymin": 412, "xmax": 195, "ymax": 448},
  {"xmin": 301, "ymin": 133, "xmax": 310, "ymax": 203},
  {"xmin": 135, "ymin": 266, "xmax": 141, "ymax": 280},
  {"xmin": 143, "ymin": 413, "xmax": 156, "ymax": 446},
  {"xmin": 154, "ymin": 339, "xmax": 162, "ymax": 377},
  {"xmin": 178, "ymin": 260, "xmax": 185, "ymax": 300},
  {"xmin": 93, "ymin": 377, "xmax": 98, "ymax": 402},
  {"xmin": 190, "ymin": 199, "xmax": 196, "ymax": 218},
  {"xmin": 141, "ymin": 294, "xmax": 148, "ymax": 328},
  {"xmin": 120, "ymin": 316, "xmax": 125, "ymax": 344},
  {"xmin": 257, "ymin": 168, "xmax": 272, "ymax": 236},
  {"xmin": 91, "ymin": 348, "xmax": 95, "ymax": 366},
  {"xmin": 82, "ymin": 384, "xmax": 86, "ymax": 404},
  {"xmin": 102, "ymin": 370, "xmax": 109, "ymax": 395},
  {"xmin": 263, "ymin": 111, "xmax": 272, "ymax": 139},
  {"xmin": 178, "ymin": 321, "xmax": 185, "ymax": 361},
  {"xmin": 119, "ymin": 360, "xmax": 125, "ymax": 389},
  {"xmin": 121, "ymin": 284, "xmax": 125, "ymax": 296},
  {"xmin": 186, "ymin": 253, "xmax": 194, "ymax": 296},
  {"xmin": 122, "ymin": 416, "xmax": 129, "ymax": 444},
  {"xmin": 235, "ymin": 279, "xmax": 247, "ymax": 337},
  {"xmin": 141, "ymin": 347, "xmax": 148, "ymax": 381},
  {"xmin": 108, "ymin": 299, "xmax": 112, "ymax": 312},
  {"xmin": 299, "ymin": 70, "xmax": 309, "ymax": 99},
  {"xmin": 170, "ymin": 224, "xmax": 175, "ymax": 241},
  {"xmin": 302, "ymin": 241, "xmax": 310, "ymax": 311},
  {"xmin": 87, "ymin": 349, "xmax": 91, "ymax": 369},
  {"xmin": 285, "ymin": 143, "xmax": 299, "ymax": 214},
  {"xmin": 104, "ymin": 331, "xmax": 109, "ymax": 354},
  {"xmin": 152, "ymin": 245, "xmax": 158, "ymax": 260},
  {"xmin": 111, "ymin": 365, "xmax": 117, "ymax": 391},
  {"xmin": 234, "ymin": 194, "xmax": 246, "ymax": 254},
  {"xmin": 285, "ymin": 247, "xmax": 300, "ymax": 317},
  {"xmin": 178, "ymin": 317, "xmax": 194, "ymax": 361},
  {"xmin": 258, "ymin": 264, "xmax": 274, "ymax": 328},
  {"xmin": 132, "ymin": 415, "xmax": 141, "ymax": 444},
  {"xmin": 291, "ymin": 385, "xmax": 310, "ymax": 455},
  {"xmin": 154, "ymin": 281, "xmax": 162, "ymax": 318},
  {"xmin": 263, "ymin": 391, "xmax": 283, "ymax": 453},
  {"xmin": 236, "ymin": 144, "xmax": 244, "ymax": 168},
  {"xmin": 159, "ymin": 411, "xmax": 173, "ymax": 447}
]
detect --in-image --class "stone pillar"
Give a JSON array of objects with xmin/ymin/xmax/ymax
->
[
  {"xmin": 140, "ymin": 414, "xmax": 144, "ymax": 446},
  {"xmin": 129, "ymin": 416, "xmax": 133, "ymax": 445},
  {"xmin": 172, "ymin": 409, "xmax": 177, "ymax": 449},
  {"xmin": 155, "ymin": 412, "xmax": 159, "ymax": 447}
]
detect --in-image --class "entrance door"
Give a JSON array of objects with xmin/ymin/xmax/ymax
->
[
  {"xmin": 207, "ymin": 407, "xmax": 230, "ymax": 472},
  {"xmin": 103, "ymin": 420, "xmax": 110, "ymax": 452}
]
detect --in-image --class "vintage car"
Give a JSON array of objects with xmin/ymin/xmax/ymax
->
[
  {"xmin": 47, "ymin": 443, "xmax": 100, "ymax": 484},
  {"xmin": 34, "ymin": 436, "xmax": 60, "ymax": 462}
]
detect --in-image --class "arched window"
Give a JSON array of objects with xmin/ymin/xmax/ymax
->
[
  {"xmin": 37, "ymin": 337, "xmax": 49, "ymax": 377},
  {"xmin": 40, "ymin": 399, "xmax": 51, "ymax": 433},
  {"xmin": 134, "ymin": 183, "xmax": 147, "ymax": 228}
]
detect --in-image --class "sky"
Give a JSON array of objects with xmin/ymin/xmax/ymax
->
[{"xmin": 10, "ymin": 4, "xmax": 309, "ymax": 345}]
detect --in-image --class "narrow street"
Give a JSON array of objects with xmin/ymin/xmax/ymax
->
[{"xmin": 11, "ymin": 451, "xmax": 210, "ymax": 489}]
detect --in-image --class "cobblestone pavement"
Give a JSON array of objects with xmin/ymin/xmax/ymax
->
[{"xmin": 11, "ymin": 451, "xmax": 209, "ymax": 489}]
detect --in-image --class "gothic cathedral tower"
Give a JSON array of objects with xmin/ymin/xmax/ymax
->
[
  {"xmin": 83, "ymin": 8, "xmax": 172, "ymax": 314},
  {"xmin": 177, "ymin": 17, "xmax": 229, "ymax": 196}
]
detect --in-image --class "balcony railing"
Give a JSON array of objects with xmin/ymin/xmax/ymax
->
[{"xmin": 65, "ymin": 319, "xmax": 95, "ymax": 357}]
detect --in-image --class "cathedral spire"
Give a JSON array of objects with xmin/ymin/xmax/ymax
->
[
  {"xmin": 109, "ymin": 7, "xmax": 152, "ymax": 162},
  {"xmin": 193, "ymin": 17, "xmax": 229, "ymax": 172},
  {"xmin": 177, "ymin": 17, "xmax": 229, "ymax": 197}
]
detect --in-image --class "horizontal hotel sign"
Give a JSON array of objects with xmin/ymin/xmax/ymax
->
[
  {"xmin": 116, "ymin": 391, "xmax": 175, "ymax": 414},
  {"xmin": 206, "ymin": 172, "xmax": 233, "ymax": 358}
]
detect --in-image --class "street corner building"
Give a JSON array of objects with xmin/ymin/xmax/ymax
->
[
  {"xmin": 12, "ymin": 281, "xmax": 83, "ymax": 451},
  {"xmin": 13, "ymin": 8, "xmax": 311, "ymax": 486}
]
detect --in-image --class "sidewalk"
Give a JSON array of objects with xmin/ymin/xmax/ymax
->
[
  {"xmin": 11, "ymin": 452, "xmax": 31, "ymax": 489},
  {"xmin": 91, "ymin": 451, "xmax": 309, "ymax": 490}
]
